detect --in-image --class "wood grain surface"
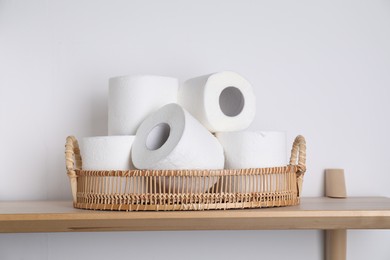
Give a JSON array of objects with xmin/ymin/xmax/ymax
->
[{"xmin": 1, "ymin": 197, "xmax": 390, "ymax": 233}]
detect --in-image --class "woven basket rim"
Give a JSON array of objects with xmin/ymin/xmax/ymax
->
[{"xmin": 75, "ymin": 165, "xmax": 300, "ymax": 177}]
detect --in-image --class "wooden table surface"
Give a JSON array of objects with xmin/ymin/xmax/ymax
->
[{"xmin": 1, "ymin": 197, "xmax": 390, "ymax": 233}]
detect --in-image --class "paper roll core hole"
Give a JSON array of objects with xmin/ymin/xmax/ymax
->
[
  {"xmin": 219, "ymin": 87, "xmax": 245, "ymax": 117},
  {"xmin": 146, "ymin": 123, "xmax": 171, "ymax": 150}
]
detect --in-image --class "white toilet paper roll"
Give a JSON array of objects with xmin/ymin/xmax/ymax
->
[
  {"xmin": 108, "ymin": 75, "xmax": 179, "ymax": 135},
  {"xmin": 81, "ymin": 136, "xmax": 135, "ymax": 170},
  {"xmin": 179, "ymin": 71, "xmax": 256, "ymax": 132},
  {"xmin": 132, "ymin": 103, "xmax": 224, "ymax": 170},
  {"xmin": 216, "ymin": 131, "xmax": 287, "ymax": 193},
  {"xmin": 216, "ymin": 131, "xmax": 287, "ymax": 169},
  {"xmin": 132, "ymin": 103, "xmax": 224, "ymax": 192}
]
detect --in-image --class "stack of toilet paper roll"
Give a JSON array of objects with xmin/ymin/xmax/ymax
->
[{"xmin": 80, "ymin": 71, "xmax": 288, "ymax": 193}]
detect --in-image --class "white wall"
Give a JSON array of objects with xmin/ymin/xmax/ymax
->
[{"xmin": 1, "ymin": 0, "xmax": 389, "ymax": 259}]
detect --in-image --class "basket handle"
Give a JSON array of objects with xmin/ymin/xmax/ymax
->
[
  {"xmin": 289, "ymin": 135, "xmax": 306, "ymax": 171},
  {"xmin": 289, "ymin": 135, "xmax": 306, "ymax": 196},
  {"xmin": 65, "ymin": 136, "xmax": 82, "ymax": 204}
]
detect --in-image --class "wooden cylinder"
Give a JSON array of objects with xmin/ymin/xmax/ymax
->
[
  {"xmin": 325, "ymin": 169, "xmax": 347, "ymax": 198},
  {"xmin": 326, "ymin": 229, "xmax": 347, "ymax": 260}
]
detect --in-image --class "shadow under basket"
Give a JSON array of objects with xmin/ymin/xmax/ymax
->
[{"xmin": 65, "ymin": 135, "xmax": 306, "ymax": 211}]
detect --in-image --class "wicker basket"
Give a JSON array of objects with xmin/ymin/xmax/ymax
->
[{"xmin": 65, "ymin": 135, "xmax": 306, "ymax": 211}]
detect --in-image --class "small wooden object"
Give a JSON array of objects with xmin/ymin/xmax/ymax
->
[
  {"xmin": 325, "ymin": 169, "xmax": 347, "ymax": 198},
  {"xmin": 325, "ymin": 169, "xmax": 347, "ymax": 260}
]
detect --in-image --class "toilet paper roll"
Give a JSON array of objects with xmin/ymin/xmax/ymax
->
[
  {"xmin": 216, "ymin": 131, "xmax": 287, "ymax": 193},
  {"xmin": 179, "ymin": 71, "xmax": 256, "ymax": 132},
  {"xmin": 81, "ymin": 136, "xmax": 135, "ymax": 170},
  {"xmin": 108, "ymin": 75, "xmax": 179, "ymax": 135},
  {"xmin": 216, "ymin": 131, "xmax": 287, "ymax": 169},
  {"xmin": 132, "ymin": 103, "xmax": 224, "ymax": 170},
  {"xmin": 132, "ymin": 103, "xmax": 224, "ymax": 192}
]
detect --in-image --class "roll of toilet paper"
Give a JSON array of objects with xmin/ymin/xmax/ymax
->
[
  {"xmin": 132, "ymin": 103, "xmax": 224, "ymax": 193},
  {"xmin": 81, "ymin": 136, "xmax": 135, "ymax": 170},
  {"xmin": 132, "ymin": 103, "xmax": 224, "ymax": 170},
  {"xmin": 216, "ymin": 131, "xmax": 287, "ymax": 193},
  {"xmin": 216, "ymin": 131, "xmax": 287, "ymax": 169},
  {"xmin": 178, "ymin": 71, "xmax": 256, "ymax": 132},
  {"xmin": 108, "ymin": 75, "xmax": 179, "ymax": 135}
]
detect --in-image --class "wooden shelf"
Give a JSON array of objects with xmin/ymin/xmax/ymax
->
[{"xmin": 1, "ymin": 197, "xmax": 390, "ymax": 233}]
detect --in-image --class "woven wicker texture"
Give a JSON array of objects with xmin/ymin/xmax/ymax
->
[{"xmin": 65, "ymin": 135, "xmax": 306, "ymax": 211}]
